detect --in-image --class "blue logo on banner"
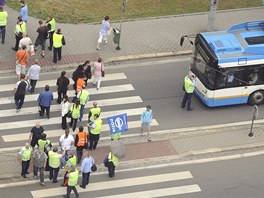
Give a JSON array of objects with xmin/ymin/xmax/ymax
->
[{"xmin": 107, "ymin": 113, "xmax": 128, "ymax": 134}]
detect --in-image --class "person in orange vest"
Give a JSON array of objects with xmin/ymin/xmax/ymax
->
[
  {"xmin": 74, "ymin": 126, "xmax": 88, "ymax": 164},
  {"xmin": 75, "ymin": 75, "xmax": 87, "ymax": 95}
]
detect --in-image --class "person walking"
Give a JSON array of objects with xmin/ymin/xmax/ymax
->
[
  {"xmin": 79, "ymin": 151, "xmax": 94, "ymax": 189},
  {"xmin": 92, "ymin": 58, "xmax": 104, "ymax": 90},
  {"xmin": 107, "ymin": 151, "xmax": 118, "ymax": 178},
  {"xmin": 87, "ymin": 114, "xmax": 102, "ymax": 150},
  {"xmin": 61, "ymin": 95, "xmax": 70, "ymax": 130},
  {"xmin": 140, "ymin": 105, "xmax": 153, "ymax": 142},
  {"xmin": 12, "ymin": 16, "xmax": 26, "ymax": 51},
  {"xmin": 75, "ymin": 75, "xmax": 87, "ymax": 95},
  {"xmin": 20, "ymin": 0, "xmax": 28, "ymax": 23},
  {"xmin": 53, "ymin": 28, "xmax": 66, "ymax": 63},
  {"xmin": 72, "ymin": 60, "xmax": 91, "ymax": 90},
  {"xmin": 87, "ymin": 102, "xmax": 101, "ymax": 132},
  {"xmin": 181, "ymin": 72, "xmax": 196, "ymax": 111},
  {"xmin": 37, "ymin": 133, "xmax": 52, "ymax": 152},
  {"xmin": 37, "ymin": 85, "xmax": 54, "ymax": 119},
  {"xmin": 69, "ymin": 99, "xmax": 81, "ymax": 132},
  {"xmin": 63, "ymin": 166, "xmax": 79, "ymax": 198},
  {"xmin": 34, "ymin": 20, "xmax": 48, "ymax": 58},
  {"xmin": 13, "ymin": 73, "xmax": 28, "ymax": 112},
  {"xmin": 29, "ymin": 121, "xmax": 44, "ymax": 148},
  {"xmin": 48, "ymin": 147, "xmax": 65, "ymax": 183},
  {"xmin": 74, "ymin": 126, "xmax": 88, "ymax": 164},
  {"xmin": 33, "ymin": 147, "xmax": 47, "ymax": 186},
  {"xmin": 96, "ymin": 16, "xmax": 111, "ymax": 50},
  {"xmin": 59, "ymin": 128, "xmax": 74, "ymax": 168},
  {"xmin": 61, "ymin": 151, "xmax": 77, "ymax": 187},
  {"xmin": 0, "ymin": 6, "xmax": 8, "ymax": 44},
  {"xmin": 57, "ymin": 71, "xmax": 70, "ymax": 104},
  {"xmin": 16, "ymin": 45, "xmax": 28, "ymax": 80},
  {"xmin": 18, "ymin": 143, "xmax": 32, "ymax": 178},
  {"xmin": 46, "ymin": 15, "xmax": 56, "ymax": 51},
  {"xmin": 26, "ymin": 59, "xmax": 41, "ymax": 93},
  {"xmin": 19, "ymin": 33, "xmax": 32, "ymax": 52},
  {"xmin": 77, "ymin": 88, "xmax": 89, "ymax": 121}
]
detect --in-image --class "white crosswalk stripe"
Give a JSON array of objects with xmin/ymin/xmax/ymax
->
[{"xmin": 30, "ymin": 171, "xmax": 201, "ymax": 198}]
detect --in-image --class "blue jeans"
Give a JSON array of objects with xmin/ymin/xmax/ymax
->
[
  {"xmin": 66, "ymin": 185, "xmax": 79, "ymax": 198},
  {"xmin": 34, "ymin": 166, "xmax": 44, "ymax": 183},
  {"xmin": 79, "ymin": 105, "xmax": 85, "ymax": 121},
  {"xmin": 181, "ymin": 92, "xmax": 193, "ymax": 109},
  {"xmin": 15, "ymin": 94, "xmax": 25, "ymax": 110},
  {"xmin": 49, "ymin": 167, "xmax": 59, "ymax": 182},
  {"xmin": 60, "ymin": 149, "xmax": 70, "ymax": 167}
]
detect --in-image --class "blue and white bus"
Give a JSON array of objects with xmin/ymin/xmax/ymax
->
[{"xmin": 188, "ymin": 20, "xmax": 264, "ymax": 107}]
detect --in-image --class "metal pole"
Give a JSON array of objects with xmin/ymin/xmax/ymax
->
[
  {"xmin": 116, "ymin": 0, "xmax": 127, "ymax": 50},
  {"xmin": 207, "ymin": 0, "xmax": 219, "ymax": 32},
  {"xmin": 248, "ymin": 105, "xmax": 258, "ymax": 137}
]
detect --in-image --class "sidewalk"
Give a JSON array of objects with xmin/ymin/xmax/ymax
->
[
  {"xmin": 0, "ymin": 6, "xmax": 263, "ymax": 71},
  {"xmin": 1, "ymin": 121, "xmax": 264, "ymax": 184}
]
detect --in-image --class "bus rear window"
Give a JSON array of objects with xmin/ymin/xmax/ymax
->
[{"xmin": 245, "ymin": 36, "xmax": 264, "ymax": 45}]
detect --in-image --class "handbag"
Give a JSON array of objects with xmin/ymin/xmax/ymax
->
[
  {"xmin": 66, "ymin": 111, "xmax": 72, "ymax": 118},
  {"xmin": 26, "ymin": 80, "xmax": 32, "ymax": 92},
  {"xmin": 91, "ymin": 164, "xmax": 97, "ymax": 172},
  {"xmin": 101, "ymin": 63, "xmax": 105, "ymax": 77},
  {"xmin": 103, "ymin": 155, "xmax": 113, "ymax": 167}
]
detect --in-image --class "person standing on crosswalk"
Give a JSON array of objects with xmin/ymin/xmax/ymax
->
[
  {"xmin": 77, "ymin": 88, "xmax": 89, "ymax": 121},
  {"xmin": 48, "ymin": 147, "xmax": 65, "ymax": 183},
  {"xmin": 26, "ymin": 59, "xmax": 41, "ymax": 94},
  {"xmin": 15, "ymin": 45, "xmax": 28, "ymax": 80},
  {"xmin": 74, "ymin": 126, "xmax": 88, "ymax": 164},
  {"xmin": 29, "ymin": 121, "xmax": 44, "ymax": 148},
  {"xmin": 92, "ymin": 58, "xmax": 105, "ymax": 90},
  {"xmin": 140, "ymin": 105, "xmax": 153, "ymax": 142},
  {"xmin": 61, "ymin": 95, "xmax": 70, "ymax": 130},
  {"xmin": 107, "ymin": 151, "xmax": 118, "ymax": 178},
  {"xmin": 57, "ymin": 71, "xmax": 70, "ymax": 104},
  {"xmin": 13, "ymin": 73, "xmax": 28, "ymax": 112},
  {"xmin": 63, "ymin": 166, "xmax": 79, "ymax": 198},
  {"xmin": 87, "ymin": 102, "xmax": 101, "ymax": 132},
  {"xmin": 18, "ymin": 143, "xmax": 32, "ymax": 178},
  {"xmin": 69, "ymin": 99, "xmax": 81, "ymax": 132},
  {"xmin": 37, "ymin": 85, "xmax": 53, "ymax": 119},
  {"xmin": 87, "ymin": 114, "xmax": 102, "ymax": 150},
  {"xmin": 33, "ymin": 147, "xmax": 47, "ymax": 186},
  {"xmin": 79, "ymin": 150, "xmax": 94, "ymax": 189},
  {"xmin": 61, "ymin": 151, "xmax": 77, "ymax": 187},
  {"xmin": 59, "ymin": 128, "xmax": 74, "ymax": 168},
  {"xmin": 76, "ymin": 75, "xmax": 87, "ymax": 95}
]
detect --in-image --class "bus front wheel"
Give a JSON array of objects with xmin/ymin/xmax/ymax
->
[{"xmin": 248, "ymin": 90, "xmax": 264, "ymax": 105}]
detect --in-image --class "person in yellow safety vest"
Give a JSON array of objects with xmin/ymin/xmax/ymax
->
[
  {"xmin": 48, "ymin": 147, "xmax": 65, "ymax": 183},
  {"xmin": 52, "ymin": 28, "xmax": 66, "ymax": 64},
  {"xmin": 74, "ymin": 126, "xmax": 88, "ymax": 164},
  {"xmin": 0, "ymin": 6, "xmax": 8, "ymax": 44},
  {"xmin": 181, "ymin": 72, "xmax": 196, "ymax": 111},
  {"xmin": 111, "ymin": 132, "xmax": 122, "ymax": 141},
  {"xmin": 77, "ymin": 88, "xmax": 89, "ymax": 121},
  {"xmin": 87, "ymin": 114, "xmax": 102, "ymax": 151},
  {"xmin": 37, "ymin": 132, "xmax": 52, "ymax": 153},
  {"xmin": 61, "ymin": 151, "xmax": 77, "ymax": 187},
  {"xmin": 46, "ymin": 15, "xmax": 56, "ymax": 51},
  {"xmin": 69, "ymin": 99, "xmax": 81, "ymax": 132},
  {"xmin": 63, "ymin": 166, "xmax": 79, "ymax": 198},
  {"xmin": 12, "ymin": 16, "xmax": 27, "ymax": 51},
  {"xmin": 107, "ymin": 152, "xmax": 119, "ymax": 178},
  {"xmin": 87, "ymin": 102, "xmax": 101, "ymax": 132},
  {"xmin": 18, "ymin": 143, "xmax": 32, "ymax": 178}
]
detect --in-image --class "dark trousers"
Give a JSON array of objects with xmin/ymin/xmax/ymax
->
[
  {"xmin": 15, "ymin": 94, "xmax": 25, "ymax": 110},
  {"xmin": 48, "ymin": 31, "xmax": 54, "ymax": 49},
  {"xmin": 70, "ymin": 118, "xmax": 78, "ymax": 132},
  {"xmin": 40, "ymin": 105, "xmax": 50, "ymax": 117},
  {"xmin": 30, "ymin": 79, "xmax": 38, "ymax": 93},
  {"xmin": 88, "ymin": 140, "xmax": 98, "ymax": 150},
  {"xmin": 76, "ymin": 146, "xmax": 84, "ymax": 164},
  {"xmin": 181, "ymin": 92, "xmax": 193, "ymax": 109},
  {"xmin": 49, "ymin": 167, "xmax": 59, "ymax": 182},
  {"xmin": 66, "ymin": 185, "xmax": 79, "ymax": 198},
  {"xmin": 79, "ymin": 105, "xmax": 85, "ymax": 121},
  {"xmin": 0, "ymin": 26, "xmax": 6, "ymax": 44},
  {"xmin": 57, "ymin": 90, "xmax": 67, "ymax": 103},
  {"xmin": 62, "ymin": 114, "xmax": 68, "ymax": 130},
  {"xmin": 53, "ymin": 47, "xmax": 62, "ymax": 63},
  {"xmin": 21, "ymin": 160, "xmax": 30, "ymax": 175},
  {"xmin": 14, "ymin": 34, "xmax": 22, "ymax": 51},
  {"xmin": 33, "ymin": 166, "xmax": 44, "ymax": 183},
  {"xmin": 81, "ymin": 172, "xmax": 90, "ymax": 188},
  {"xmin": 108, "ymin": 165, "xmax": 115, "ymax": 178}
]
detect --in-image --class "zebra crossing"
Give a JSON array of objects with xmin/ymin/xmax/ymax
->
[
  {"xmin": 0, "ymin": 71, "xmax": 159, "ymax": 150},
  {"xmin": 30, "ymin": 171, "xmax": 201, "ymax": 198}
]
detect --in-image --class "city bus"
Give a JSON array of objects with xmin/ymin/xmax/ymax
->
[{"xmin": 185, "ymin": 20, "xmax": 264, "ymax": 107}]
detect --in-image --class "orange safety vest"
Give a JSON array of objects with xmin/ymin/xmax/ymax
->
[
  {"xmin": 76, "ymin": 78, "xmax": 85, "ymax": 94},
  {"xmin": 77, "ymin": 132, "xmax": 88, "ymax": 147}
]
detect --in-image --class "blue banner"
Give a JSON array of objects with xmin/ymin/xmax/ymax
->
[{"xmin": 107, "ymin": 113, "xmax": 128, "ymax": 134}]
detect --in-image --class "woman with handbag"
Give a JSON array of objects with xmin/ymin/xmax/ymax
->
[
  {"xmin": 61, "ymin": 95, "xmax": 70, "ymax": 130},
  {"xmin": 69, "ymin": 99, "xmax": 81, "ymax": 132},
  {"xmin": 92, "ymin": 58, "xmax": 105, "ymax": 91}
]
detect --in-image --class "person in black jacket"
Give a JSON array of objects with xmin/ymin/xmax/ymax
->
[
  {"xmin": 56, "ymin": 71, "xmax": 70, "ymax": 104},
  {"xmin": 72, "ymin": 60, "xmax": 91, "ymax": 90}
]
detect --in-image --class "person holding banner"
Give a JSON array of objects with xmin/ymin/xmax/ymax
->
[
  {"xmin": 87, "ymin": 114, "xmax": 102, "ymax": 150},
  {"xmin": 140, "ymin": 105, "xmax": 153, "ymax": 142}
]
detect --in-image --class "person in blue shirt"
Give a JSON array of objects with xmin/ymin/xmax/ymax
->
[
  {"xmin": 20, "ymin": 0, "xmax": 28, "ymax": 23},
  {"xmin": 79, "ymin": 151, "xmax": 94, "ymax": 189},
  {"xmin": 140, "ymin": 105, "xmax": 153, "ymax": 142},
  {"xmin": 37, "ymin": 85, "xmax": 53, "ymax": 119}
]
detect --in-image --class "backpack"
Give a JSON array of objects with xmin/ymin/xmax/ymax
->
[{"xmin": 72, "ymin": 70, "xmax": 78, "ymax": 82}]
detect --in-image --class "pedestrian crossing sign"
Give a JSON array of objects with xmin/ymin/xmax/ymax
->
[{"xmin": 107, "ymin": 113, "xmax": 128, "ymax": 134}]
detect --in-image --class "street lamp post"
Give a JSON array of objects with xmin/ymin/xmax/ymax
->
[
  {"xmin": 248, "ymin": 105, "xmax": 258, "ymax": 137},
  {"xmin": 115, "ymin": 0, "xmax": 127, "ymax": 50},
  {"xmin": 208, "ymin": 0, "xmax": 219, "ymax": 32}
]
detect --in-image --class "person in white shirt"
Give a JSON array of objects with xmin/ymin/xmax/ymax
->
[
  {"xmin": 26, "ymin": 59, "xmax": 41, "ymax": 93},
  {"xmin": 19, "ymin": 33, "xmax": 32, "ymax": 52},
  {"xmin": 59, "ymin": 128, "xmax": 74, "ymax": 168},
  {"xmin": 61, "ymin": 95, "xmax": 70, "ymax": 129}
]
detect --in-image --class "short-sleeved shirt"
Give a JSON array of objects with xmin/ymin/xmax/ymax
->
[
  {"xmin": 16, "ymin": 49, "xmax": 28, "ymax": 65},
  {"xmin": 15, "ymin": 80, "xmax": 28, "ymax": 95},
  {"xmin": 31, "ymin": 126, "xmax": 44, "ymax": 147},
  {"xmin": 37, "ymin": 26, "xmax": 48, "ymax": 41},
  {"xmin": 59, "ymin": 134, "xmax": 74, "ymax": 150},
  {"xmin": 33, "ymin": 151, "xmax": 47, "ymax": 168}
]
